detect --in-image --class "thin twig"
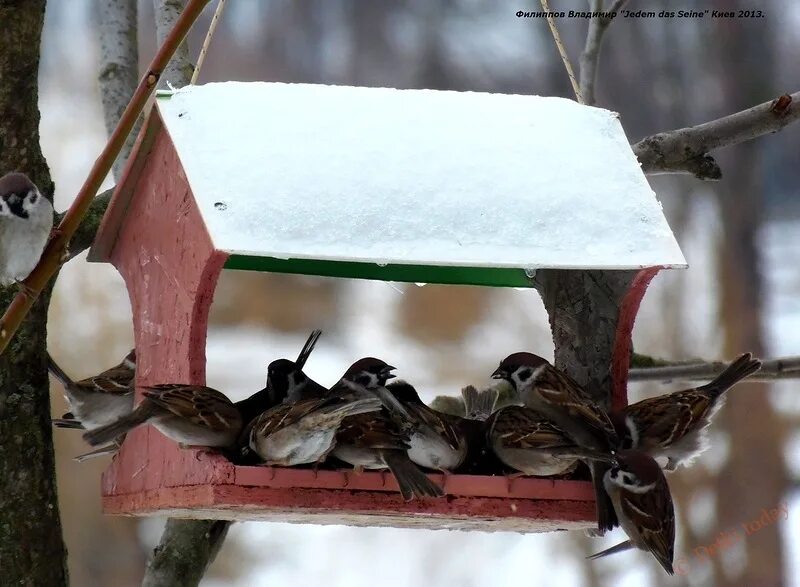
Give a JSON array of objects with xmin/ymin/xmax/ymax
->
[
  {"xmin": 0, "ymin": 0, "xmax": 212, "ymax": 355},
  {"xmin": 540, "ymin": 0, "xmax": 584, "ymax": 103},
  {"xmin": 633, "ymin": 91, "xmax": 799, "ymax": 179},
  {"xmin": 578, "ymin": 0, "xmax": 628, "ymax": 106},
  {"xmin": 190, "ymin": 0, "xmax": 226, "ymax": 84},
  {"xmin": 629, "ymin": 355, "xmax": 800, "ymax": 382}
]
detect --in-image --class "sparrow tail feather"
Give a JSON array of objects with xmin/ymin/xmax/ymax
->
[
  {"xmin": 590, "ymin": 461, "xmax": 619, "ymax": 534},
  {"xmin": 74, "ymin": 444, "xmax": 120, "ymax": 462},
  {"xmin": 382, "ymin": 450, "xmax": 444, "ymax": 500},
  {"xmin": 587, "ymin": 539, "xmax": 634, "ymax": 560},
  {"xmin": 461, "ymin": 386, "xmax": 499, "ymax": 421},
  {"xmin": 83, "ymin": 402, "xmax": 158, "ymax": 446},
  {"xmin": 699, "ymin": 353, "xmax": 761, "ymax": 399},
  {"xmin": 52, "ymin": 418, "xmax": 85, "ymax": 430},
  {"xmin": 47, "ymin": 352, "xmax": 75, "ymax": 388}
]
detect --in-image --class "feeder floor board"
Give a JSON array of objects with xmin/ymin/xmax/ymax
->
[{"xmin": 103, "ymin": 454, "xmax": 596, "ymax": 532}]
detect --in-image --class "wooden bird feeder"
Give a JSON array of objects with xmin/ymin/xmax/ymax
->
[{"xmin": 88, "ymin": 82, "xmax": 686, "ymax": 531}]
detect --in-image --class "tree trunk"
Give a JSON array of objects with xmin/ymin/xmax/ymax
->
[
  {"xmin": 98, "ymin": 0, "xmax": 140, "ymax": 180},
  {"xmin": 153, "ymin": 0, "xmax": 195, "ymax": 88},
  {"xmin": 0, "ymin": 1, "xmax": 68, "ymax": 585}
]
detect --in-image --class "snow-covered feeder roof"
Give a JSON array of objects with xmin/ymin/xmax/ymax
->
[{"xmin": 91, "ymin": 82, "xmax": 685, "ymax": 287}]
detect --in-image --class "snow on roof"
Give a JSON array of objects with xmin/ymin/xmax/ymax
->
[{"xmin": 156, "ymin": 82, "xmax": 686, "ymax": 272}]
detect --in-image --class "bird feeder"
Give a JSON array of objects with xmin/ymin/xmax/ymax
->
[{"xmin": 88, "ymin": 82, "xmax": 686, "ymax": 531}]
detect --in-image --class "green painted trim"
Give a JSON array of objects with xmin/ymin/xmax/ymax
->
[{"xmin": 224, "ymin": 255, "xmax": 537, "ymax": 288}]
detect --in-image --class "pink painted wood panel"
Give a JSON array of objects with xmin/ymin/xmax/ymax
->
[{"xmin": 101, "ymin": 116, "xmax": 233, "ymax": 497}]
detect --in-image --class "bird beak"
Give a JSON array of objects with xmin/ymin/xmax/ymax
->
[
  {"xmin": 491, "ymin": 367, "xmax": 505, "ymax": 380},
  {"xmin": 381, "ymin": 365, "xmax": 397, "ymax": 380}
]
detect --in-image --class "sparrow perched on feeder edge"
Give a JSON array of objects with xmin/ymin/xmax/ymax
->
[
  {"xmin": 83, "ymin": 383, "xmax": 243, "ymax": 449},
  {"xmin": 588, "ymin": 450, "xmax": 676, "ymax": 576},
  {"xmin": 246, "ymin": 392, "xmax": 382, "ymax": 467},
  {"xmin": 492, "ymin": 352, "xmax": 619, "ymax": 533},
  {"xmin": 48, "ymin": 348, "xmax": 137, "ymax": 461},
  {"xmin": 331, "ymin": 358, "xmax": 444, "ymax": 500},
  {"xmin": 487, "ymin": 405, "xmax": 608, "ymax": 477},
  {"xmin": 386, "ymin": 380, "xmax": 469, "ymax": 472},
  {"xmin": 0, "ymin": 172, "xmax": 53, "ymax": 291},
  {"xmin": 612, "ymin": 352, "xmax": 761, "ymax": 470},
  {"xmin": 48, "ymin": 349, "xmax": 136, "ymax": 431}
]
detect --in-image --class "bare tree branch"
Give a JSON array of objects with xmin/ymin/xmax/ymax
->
[
  {"xmin": 154, "ymin": 0, "xmax": 196, "ymax": 88},
  {"xmin": 578, "ymin": 0, "xmax": 629, "ymax": 106},
  {"xmin": 629, "ymin": 355, "xmax": 800, "ymax": 382},
  {"xmin": 98, "ymin": 0, "xmax": 140, "ymax": 180},
  {"xmin": 142, "ymin": 520, "xmax": 231, "ymax": 587},
  {"xmin": 633, "ymin": 91, "xmax": 799, "ymax": 180}
]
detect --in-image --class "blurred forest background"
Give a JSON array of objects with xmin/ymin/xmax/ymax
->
[{"xmin": 41, "ymin": 1, "xmax": 800, "ymax": 586}]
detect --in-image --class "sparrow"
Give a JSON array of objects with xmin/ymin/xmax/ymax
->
[
  {"xmin": 493, "ymin": 352, "xmax": 619, "ymax": 533},
  {"xmin": 83, "ymin": 383, "xmax": 243, "ymax": 449},
  {"xmin": 386, "ymin": 380, "xmax": 469, "ymax": 472},
  {"xmin": 235, "ymin": 329, "xmax": 327, "ymax": 429},
  {"xmin": 48, "ymin": 349, "xmax": 136, "ymax": 431},
  {"xmin": 487, "ymin": 405, "xmax": 608, "ymax": 477},
  {"xmin": 612, "ymin": 352, "xmax": 761, "ymax": 470},
  {"xmin": 588, "ymin": 450, "xmax": 675, "ymax": 575},
  {"xmin": 246, "ymin": 392, "xmax": 382, "ymax": 467},
  {"xmin": 331, "ymin": 358, "xmax": 444, "ymax": 500},
  {"xmin": 0, "ymin": 172, "xmax": 53, "ymax": 289}
]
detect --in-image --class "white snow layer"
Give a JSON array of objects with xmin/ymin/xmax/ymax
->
[{"xmin": 157, "ymin": 82, "xmax": 687, "ymax": 270}]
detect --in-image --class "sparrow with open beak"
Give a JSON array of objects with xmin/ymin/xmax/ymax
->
[
  {"xmin": 83, "ymin": 383, "xmax": 243, "ymax": 449},
  {"xmin": 0, "ymin": 172, "xmax": 54, "ymax": 292},
  {"xmin": 331, "ymin": 358, "xmax": 444, "ymax": 500},
  {"xmin": 493, "ymin": 352, "xmax": 619, "ymax": 533},
  {"xmin": 386, "ymin": 380, "xmax": 469, "ymax": 472},
  {"xmin": 588, "ymin": 450, "xmax": 675, "ymax": 575},
  {"xmin": 612, "ymin": 352, "xmax": 761, "ymax": 470}
]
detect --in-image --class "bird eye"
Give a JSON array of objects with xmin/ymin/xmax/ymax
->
[
  {"xmin": 27, "ymin": 190, "xmax": 38, "ymax": 204},
  {"xmin": 518, "ymin": 368, "xmax": 532, "ymax": 382}
]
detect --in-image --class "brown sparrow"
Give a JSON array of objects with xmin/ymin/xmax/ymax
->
[
  {"xmin": 48, "ymin": 349, "xmax": 136, "ymax": 431},
  {"xmin": 246, "ymin": 392, "xmax": 382, "ymax": 467},
  {"xmin": 83, "ymin": 384, "xmax": 243, "ymax": 448},
  {"xmin": 331, "ymin": 359, "xmax": 443, "ymax": 500},
  {"xmin": 0, "ymin": 172, "xmax": 53, "ymax": 289},
  {"xmin": 612, "ymin": 352, "xmax": 761, "ymax": 471},
  {"xmin": 589, "ymin": 450, "xmax": 675, "ymax": 575},
  {"xmin": 493, "ymin": 352, "xmax": 619, "ymax": 533},
  {"xmin": 387, "ymin": 380, "xmax": 469, "ymax": 472},
  {"xmin": 487, "ymin": 406, "xmax": 607, "ymax": 477}
]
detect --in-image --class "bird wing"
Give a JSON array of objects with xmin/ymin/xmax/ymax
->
[
  {"xmin": 626, "ymin": 392, "xmax": 710, "ymax": 448},
  {"xmin": 536, "ymin": 367, "xmax": 618, "ymax": 445},
  {"xmin": 490, "ymin": 407, "xmax": 576, "ymax": 450},
  {"xmin": 251, "ymin": 397, "xmax": 336, "ymax": 439},
  {"xmin": 335, "ymin": 412, "xmax": 409, "ymax": 450},
  {"xmin": 142, "ymin": 384, "xmax": 241, "ymax": 431},
  {"xmin": 619, "ymin": 477, "xmax": 675, "ymax": 573},
  {"xmin": 80, "ymin": 362, "xmax": 136, "ymax": 396}
]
